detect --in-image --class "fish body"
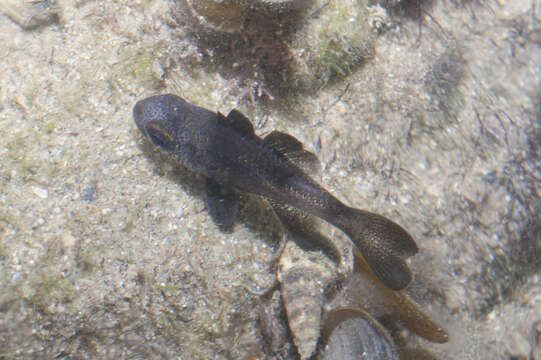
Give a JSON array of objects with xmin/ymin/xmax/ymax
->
[{"xmin": 133, "ymin": 94, "xmax": 417, "ymax": 290}]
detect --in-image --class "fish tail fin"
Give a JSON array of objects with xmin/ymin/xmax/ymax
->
[{"xmin": 343, "ymin": 208, "xmax": 418, "ymax": 290}]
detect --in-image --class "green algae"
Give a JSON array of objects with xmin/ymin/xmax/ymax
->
[{"xmin": 291, "ymin": 0, "xmax": 374, "ymax": 90}]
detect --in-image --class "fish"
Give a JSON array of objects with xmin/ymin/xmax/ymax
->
[{"xmin": 132, "ymin": 93, "xmax": 418, "ymax": 290}]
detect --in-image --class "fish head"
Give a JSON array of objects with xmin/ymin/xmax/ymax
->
[{"xmin": 133, "ymin": 94, "xmax": 191, "ymax": 153}]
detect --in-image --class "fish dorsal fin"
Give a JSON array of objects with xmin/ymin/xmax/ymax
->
[
  {"xmin": 263, "ymin": 131, "xmax": 321, "ymax": 174},
  {"xmin": 263, "ymin": 130, "xmax": 303, "ymax": 153},
  {"xmin": 218, "ymin": 109, "xmax": 255, "ymax": 139}
]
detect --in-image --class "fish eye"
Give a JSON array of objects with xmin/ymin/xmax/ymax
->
[{"xmin": 145, "ymin": 122, "xmax": 177, "ymax": 153}]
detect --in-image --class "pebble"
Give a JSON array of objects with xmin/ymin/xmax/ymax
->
[
  {"xmin": 507, "ymin": 331, "xmax": 531, "ymax": 359},
  {"xmin": 533, "ymin": 321, "xmax": 541, "ymax": 360},
  {"xmin": 61, "ymin": 233, "xmax": 77, "ymax": 249},
  {"xmin": 31, "ymin": 185, "xmax": 48, "ymax": 199}
]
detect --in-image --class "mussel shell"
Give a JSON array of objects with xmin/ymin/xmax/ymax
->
[{"xmin": 319, "ymin": 307, "xmax": 398, "ymax": 360}]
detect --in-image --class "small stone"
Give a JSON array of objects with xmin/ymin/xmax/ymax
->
[
  {"xmin": 506, "ymin": 332, "xmax": 531, "ymax": 359},
  {"xmin": 534, "ymin": 347, "xmax": 541, "ymax": 360},
  {"xmin": 61, "ymin": 233, "xmax": 77, "ymax": 249},
  {"xmin": 533, "ymin": 321, "xmax": 541, "ymax": 360},
  {"xmin": 367, "ymin": 4, "xmax": 390, "ymax": 32},
  {"xmin": 444, "ymin": 283, "xmax": 466, "ymax": 311},
  {"xmin": 31, "ymin": 185, "xmax": 48, "ymax": 199}
]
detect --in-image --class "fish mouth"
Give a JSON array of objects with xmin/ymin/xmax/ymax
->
[{"xmin": 133, "ymin": 97, "xmax": 151, "ymax": 134}]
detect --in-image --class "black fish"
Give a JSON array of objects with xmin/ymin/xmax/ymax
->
[{"xmin": 133, "ymin": 94, "xmax": 418, "ymax": 290}]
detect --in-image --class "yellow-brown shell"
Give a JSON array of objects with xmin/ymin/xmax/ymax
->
[{"xmin": 277, "ymin": 240, "xmax": 337, "ymax": 360}]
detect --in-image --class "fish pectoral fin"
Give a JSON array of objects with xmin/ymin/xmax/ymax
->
[
  {"xmin": 263, "ymin": 131, "xmax": 304, "ymax": 153},
  {"xmin": 218, "ymin": 109, "xmax": 255, "ymax": 139},
  {"xmin": 205, "ymin": 178, "xmax": 240, "ymax": 232},
  {"xmin": 263, "ymin": 131, "xmax": 321, "ymax": 174}
]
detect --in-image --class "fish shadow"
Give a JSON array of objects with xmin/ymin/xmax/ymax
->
[{"xmin": 136, "ymin": 137, "xmax": 283, "ymax": 251}]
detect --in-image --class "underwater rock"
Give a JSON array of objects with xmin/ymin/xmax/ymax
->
[
  {"xmin": 0, "ymin": 0, "xmax": 60, "ymax": 30},
  {"xmin": 367, "ymin": 4, "xmax": 391, "ymax": 32},
  {"xmin": 252, "ymin": 0, "xmax": 314, "ymax": 12},
  {"xmin": 533, "ymin": 320, "xmax": 541, "ymax": 360},
  {"xmin": 290, "ymin": 0, "xmax": 375, "ymax": 89},
  {"xmin": 181, "ymin": 0, "xmax": 248, "ymax": 33},
  {"xmin": 180, "ymin": 0, "xmax": 312, "ymax": 33},
  {"xmin": 177, "ymin": 0, "xmax": 377, "ymax": 96}
]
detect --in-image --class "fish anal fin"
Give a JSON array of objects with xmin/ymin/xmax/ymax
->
[
  {"xmin": 263, "ymin": 131, "xmax": 321, "ymax": 174},
  {"xmin": 353, "ymin": 251, "xmax": 450, "ymax": 343},
  {"xmin": 205, "ymin": 177, "xmax": 240, "ymax": 232},
  {"xmin": 218, "ymin": 109, "xmax": 255, "ymax": 139}
]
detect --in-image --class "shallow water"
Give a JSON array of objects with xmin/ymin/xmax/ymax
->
[{"xmin": 0, "ymin": 0, "xmax": 539, "ymax": 359}]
